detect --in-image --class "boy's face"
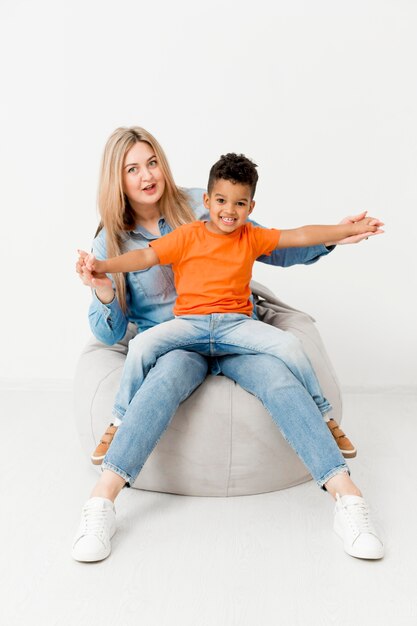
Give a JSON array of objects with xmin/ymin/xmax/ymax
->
[{"xmin": 203, "ymin": 179, "xmax": 255, "ymax": 235}]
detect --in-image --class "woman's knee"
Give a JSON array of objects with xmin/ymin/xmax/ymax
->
[{"xmin": 157, "ymin": 350, "xmax": 208, "ymax": 379}]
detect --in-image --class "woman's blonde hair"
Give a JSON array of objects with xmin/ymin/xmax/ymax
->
[{"xmin": 96, "ymin": 126, "xmax": 195, "ymax": 311}]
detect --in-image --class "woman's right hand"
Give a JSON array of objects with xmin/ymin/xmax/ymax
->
[
  {"xmin": 76, "ymin": 250, "xmax": 115, "ymax": 303},
  {"xmin": 329, "ymin": 211, "xmax": 384, "ymax": 245}
]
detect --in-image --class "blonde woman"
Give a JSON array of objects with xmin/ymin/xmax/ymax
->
[{"xmin": 73, "ymin": 127, "xmax": 383, "ymax": 562}]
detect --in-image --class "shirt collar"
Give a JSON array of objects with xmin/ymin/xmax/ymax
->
[{"xmin": 129, "ymin": 217, "xmax": 168, "ymax": 238}]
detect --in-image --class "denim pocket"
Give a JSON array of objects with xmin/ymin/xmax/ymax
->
[{"xmin": 129, "ymin": 265, "xmax": 175, "ymax": 298}]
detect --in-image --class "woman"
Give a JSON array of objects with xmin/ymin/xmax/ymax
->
[{"xmin": 73, "ymin": 126, "xmax": 384, "ymax": 562}]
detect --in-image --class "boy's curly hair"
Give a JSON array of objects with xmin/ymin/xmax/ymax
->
[{"xmin": 207, "ymin": 153, "xmax": 258, "ymax": 198}]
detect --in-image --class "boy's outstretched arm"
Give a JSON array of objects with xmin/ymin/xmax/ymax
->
[
  {"xmin": 78, "ymin": 247, "xmax": 160, "ymax": 274},
  {"xmin": 278, "ymin": 216, "xmax": 384, "ymax": 248}
]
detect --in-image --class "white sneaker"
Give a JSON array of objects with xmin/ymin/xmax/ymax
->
[
  {"xmin": 334, "ymin": 494, "xmax": 384, "ymax": 560},
  {"xmin": 72, "ymin": 497, "xmax": 116, "ymax": 562}
]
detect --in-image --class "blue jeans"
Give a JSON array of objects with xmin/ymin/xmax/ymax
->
[
  {"xmin": 103, "ymin": 350, "xmax": 348, "ymax": 488},
  {"xmin": 113, "ymin": 314, "xmax": 332, "ymax": 420}
]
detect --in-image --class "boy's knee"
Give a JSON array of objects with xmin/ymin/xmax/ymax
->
[
  {"xmin": 277, "ymin": 331, "xmax": 303, "ymax": 356},
  {"xmin": 159, "ymin": 350, "xmax": 208, "ymax": 376}
]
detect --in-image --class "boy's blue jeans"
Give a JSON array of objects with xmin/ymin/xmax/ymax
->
[
  {"xmin": 113, "ymin": 314, "xmax": 332, "ymax": 420},
  {"xmin": 103, "ymin": 316, "xmax": 348, "ymax": 488}
]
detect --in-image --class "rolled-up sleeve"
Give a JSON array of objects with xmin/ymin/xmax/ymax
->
[
  {"xmin": 87, "ymin": 232, "xmax": 129, "ymax": 345},
  {"xmin": 249, "ymin": 217, "xmax": 335, "ymax": 267}
]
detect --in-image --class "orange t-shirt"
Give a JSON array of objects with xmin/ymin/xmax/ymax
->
[{"xmin": 150, "ymin": 222, "xmax": 281, "ymax": 316}]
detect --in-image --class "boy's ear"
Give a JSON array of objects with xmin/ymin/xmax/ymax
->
[
  {"xmin": 203, "ymin": 193, "xmax": 210, "ymax": 209},
  {"xmin": 248, "ymin": 201, "xmax": 255, "ymax": 215}
]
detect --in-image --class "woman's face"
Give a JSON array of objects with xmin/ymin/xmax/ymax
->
[{"xmin": 122, "ymin": 141, "xmax": 166, "ymax": 211}]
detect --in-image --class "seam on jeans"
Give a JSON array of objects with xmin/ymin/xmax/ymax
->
[
  {"xmin": 215, "ymin": 339, "xmax": 281, "ymax": 355},
  {"xmin": 225, "ymin": 380, "xmax": 234, "ymax": 497}
]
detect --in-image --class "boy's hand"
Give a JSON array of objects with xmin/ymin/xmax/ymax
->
[
  {"xmin": 77, "ymin": 250, "xmax": 104, "ymax": 273},
  {"xmin": 326, "ymin": 211, "xmax": 385, "ymax": 245},
  {"xmin": 81, "ymin": 250, "xmax": 98, "ymax": 271},
  {"xmin": 76, "ymin": 250, "xmax": 114, "ymax": 299}
]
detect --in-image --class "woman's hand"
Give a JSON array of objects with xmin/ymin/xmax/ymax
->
[
  {"xmin": 326, "ymin": 211, "xmax": 385, "ymax": 246},
  {"xmin": 76, "ymin": 250, "xmax": 115, "ymax": 303}
]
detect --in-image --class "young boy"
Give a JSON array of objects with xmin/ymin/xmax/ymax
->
[{"xmin": 80, "ymin": 153, "xmax": 382, "ymax": 462}]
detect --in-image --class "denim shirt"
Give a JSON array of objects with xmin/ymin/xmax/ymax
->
[{"xmin": 89, "ymin": 188, "xmax": 333, "ymax": 344}]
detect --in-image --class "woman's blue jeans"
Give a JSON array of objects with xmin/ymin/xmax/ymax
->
[{"xmin": 103, "ymin": 350, "xmax": 348, "ymax": 489}]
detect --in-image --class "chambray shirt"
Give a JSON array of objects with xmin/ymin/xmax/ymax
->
[{"xmin": 89, "ymin": 188, "xmax": 333, "ymax": 345}]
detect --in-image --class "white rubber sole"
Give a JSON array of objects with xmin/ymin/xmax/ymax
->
[
  {"xmin": 90, "ymin": 455, "xmax": 105, "ymax": 465},
  {"xmin": 341, "ymin": 448, "xmax": 357, "ymax": 459}
]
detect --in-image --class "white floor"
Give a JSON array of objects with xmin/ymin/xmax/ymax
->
[{"xmin": 1, "ymin": 387, "xmax": 416, "ymax": 626}]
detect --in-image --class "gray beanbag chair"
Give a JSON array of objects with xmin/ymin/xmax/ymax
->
[{"xmin": 74, "ymin": 280, "xmax": 342, "ymax": 496}]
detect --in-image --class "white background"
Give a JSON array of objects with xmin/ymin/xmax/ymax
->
[{"xmin": 1, "ymin": 0, "xmax": 416, "ymax": 388}]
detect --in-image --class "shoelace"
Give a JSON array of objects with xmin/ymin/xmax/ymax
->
[
  {"xmin": 338, "ymin": 495, "xmax": 375, "ymax": 536},
  {"xmin": 80, "ymin": 504, "xmax": 110, "ymax": 538}
]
